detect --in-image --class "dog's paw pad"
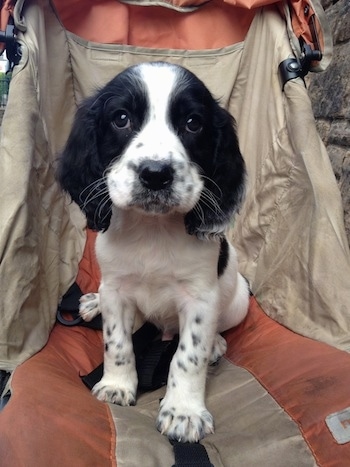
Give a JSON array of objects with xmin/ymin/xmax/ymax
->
[
  {"xmin": 79, "ymin": 293, "xmax": 100, "ymax": 322},
  {"xmin": 156, "ymin": 403, "xmax": 214, "ymax": 442},
  {"xmin": 92, "ymin": 380, "xmax": 136, "ymax": 406},
  {"xmin": 209, "ymin": 333, "xmax": 227, "ymax": 365}
]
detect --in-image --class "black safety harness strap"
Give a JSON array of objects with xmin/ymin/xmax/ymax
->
[{"xmin": 171, "ymin": 440, "xmax": 214, "ymax": 467}]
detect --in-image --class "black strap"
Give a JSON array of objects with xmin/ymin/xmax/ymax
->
[
  {"xmin": 137, "ymin": 336, "xmax": 179, "ymax": 391},
  {"xmin": 171, "ymin": 441, "xmax": 214, "ymax": 467},
  {"xmin": 57, "ymin": 282, "xmax": 102, "ymax": 330},
  {"xmin": 0, "ymin": 370, "xmax": 11, "ymax": 411}
]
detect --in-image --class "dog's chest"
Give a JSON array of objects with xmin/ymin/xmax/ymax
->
[{"xmin": 97, "ymin": 215, "xmax": 220, "ymax": 320}]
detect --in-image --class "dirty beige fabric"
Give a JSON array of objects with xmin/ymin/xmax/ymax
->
[
  {"xmin": 0, "ymin": 0, "xmax": 349, "ymax": 372},
  {"xmin": 229, "ymin": 7, "xmax": 350, "ymax": 350},
  {"xmin": 112, "ymin": 359, "xmax": 316, "ymax": 466},
  {"xmin": 0, "ymin": 0, "xmax": 86, "ymax": 371}
]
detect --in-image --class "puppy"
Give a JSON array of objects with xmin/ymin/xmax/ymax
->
[{"xmin": 58, "ymin": 62, "xmax": 249, "ymax": 443}]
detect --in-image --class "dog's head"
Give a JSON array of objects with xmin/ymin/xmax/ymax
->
[{"xmin": 58, "ymin": 62, "xmax": 245, "ymax": 238}]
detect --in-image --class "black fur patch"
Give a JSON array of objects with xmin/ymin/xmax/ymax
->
[{"xmin": 217, "ymin": 237, "xmax": 229, "ymax": 277}]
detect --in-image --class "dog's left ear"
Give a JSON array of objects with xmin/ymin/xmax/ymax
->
[{"xmin": 185, "ymin": 106, "xmax": 246, "ymax": 239}]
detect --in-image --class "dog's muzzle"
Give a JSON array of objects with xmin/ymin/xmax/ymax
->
[
  {"xmin": 138, "ymin": 160, "xmax": 175, "ymax": 191},
  {"xmin": 131, "ymin": 159, "xmax": 180, "ymax": 214}
]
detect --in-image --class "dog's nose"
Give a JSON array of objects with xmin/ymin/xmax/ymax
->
[{"xmin": 139, "ymin": 160, "xmax": 174, "ymax": 191}]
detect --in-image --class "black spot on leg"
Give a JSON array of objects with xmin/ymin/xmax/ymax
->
[
  {"xmin": 106, "ymin": 327, "xmax": 112, "ymax": 337},
  {"xmin": 105, "ymin": 343, "xmax": 109, "ymax": 352},
  {"xmin": 192, "ymin": 333, "xmax": 201, "ymax": 347},
  {"xmin": 136, "ymin": 142, "xmax": 144, "ymax": 148},
  {"xmin": 177, "ymin": 359, "xmax": 188, "ymax": 372},
  {"xmin": 188, "ymin": 355, "xmax": 199, "ymax": 366},
  {"xmin": 179, "ymin": 343, "xmax": 186, "ymax": 352},
  {"xmin": 195, "ymin": 315, "xmax": 202, "ymax": 325},
  {"xmin": 115, "ymin": 358, "xmax": 126, "ymax": 366}
]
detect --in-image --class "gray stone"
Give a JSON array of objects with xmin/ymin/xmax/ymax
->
[
  {"xmin": 309, "ymin": 42, "xmax": 350, "ymax": 120},
  {"xmin": 308, "ymin": 0, "xmax": 350, "ymax": 244}
]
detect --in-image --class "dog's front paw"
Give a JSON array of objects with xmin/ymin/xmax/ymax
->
[
  {"xmin": 92, "ymin": 378, "xmax": 136, "ymax": 406},
  {"xmin": 79, "ymin": 293, "xmax": 100, "ymax": 322},
  {"xmin": 209, "ymin": 333, "xmax": 227, "ymax": 365},
  {"xmin": 156, "ymin": 399, "xmax": 214, "ymax": 442}
]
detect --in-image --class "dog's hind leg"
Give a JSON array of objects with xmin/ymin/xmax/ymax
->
[{"xmin": 209, "ymin": 333, "xmax": 227, "ymax": 365}]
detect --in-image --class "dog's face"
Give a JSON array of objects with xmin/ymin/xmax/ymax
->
[{"xmin": 58, "ymin": 62, "xmax": 245, "ymax": 237}]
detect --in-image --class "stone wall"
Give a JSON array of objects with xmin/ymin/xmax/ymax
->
[{"xmin": 308, "ymin": 0, "xmax": 350, "ymax": 244}]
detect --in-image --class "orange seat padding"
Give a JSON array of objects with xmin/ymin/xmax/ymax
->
[
  {"xmin": 0, "ymin": 325, "xmax": 115, "ymax": 467},
  {"xmin": 53, "ymin": 0, "xmax": 255, "ymax": 48}
]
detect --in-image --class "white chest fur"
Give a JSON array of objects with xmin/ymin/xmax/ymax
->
[{"xmin": 95, "ymin": 210, "xmax": 221, "ymax": 331}]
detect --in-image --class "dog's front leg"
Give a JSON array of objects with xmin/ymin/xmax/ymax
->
[
  {"xmin": 156, "ymin": 295, "xmax": 218, "ymax": 442},
  {"xmin": 91, "ymin": 283, "xmax": 137, "ymax": 406}
]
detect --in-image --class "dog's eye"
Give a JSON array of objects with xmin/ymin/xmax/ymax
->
[
  {"xmin": 113, "ymin": 110, "xmax": 131, "ymax": 130},
  {"xmin": 185, "ymin": 116, "xmax": 202, "ymax": 134}
]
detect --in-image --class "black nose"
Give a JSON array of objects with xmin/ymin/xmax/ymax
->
[{"xmin": 139, "ymin": 160, "xmax": 174, "ymax": 191}]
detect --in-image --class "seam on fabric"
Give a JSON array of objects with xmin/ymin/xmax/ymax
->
[
  {"xmin": 66, "ymin": 31, "xmax": 244, "ymax": 59},
  {"xmin": 119, "ymin": 0, "xmax": 201, "ymax": 12},
  {"xmin": 49, "ymin": 0, "xmax": 78, "ymax": 108},
  {"xmin": 105, "ymin": 403, "xmax": 118, "ymax": 467}
]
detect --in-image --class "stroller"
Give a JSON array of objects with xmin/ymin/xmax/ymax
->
[{"xmin": 1, "ymin": 0, "xmax": 350, "ymax": 465}]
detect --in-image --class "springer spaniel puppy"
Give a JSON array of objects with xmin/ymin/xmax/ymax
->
[{"xmin": 58, "ymin": 62, "xmax": 249, "ymax": 443}]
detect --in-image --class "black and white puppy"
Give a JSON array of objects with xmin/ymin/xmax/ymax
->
[{"xmin": 58, "ymin": 62, "xmax": 249, "ymax": 443}]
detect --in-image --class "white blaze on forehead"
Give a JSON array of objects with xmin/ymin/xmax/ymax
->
[
  {"xmin": 107, "ymin": 62, "xmax": 204, "ymax": 213},
  {"xmin": 138, "ymin": 63, "xmax": 179, "ymax": 123}
]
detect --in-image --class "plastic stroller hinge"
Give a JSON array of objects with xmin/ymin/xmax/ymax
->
[{"xmin": 0, "ymin": 20, "xmax": 21, "ymax": 71}]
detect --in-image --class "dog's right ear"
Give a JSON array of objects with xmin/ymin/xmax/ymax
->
[{"xmin": 57, "ymin": 97, "xmax": 112, "ymax": 232}]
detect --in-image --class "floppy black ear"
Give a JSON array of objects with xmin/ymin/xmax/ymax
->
[
  {"xmin": 57, "ymin": 97, "xmax": 112, "ymax": 232},
  {"xmin": 185, "ymin": 106, "xmax": 245, "ymax": 239}
]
